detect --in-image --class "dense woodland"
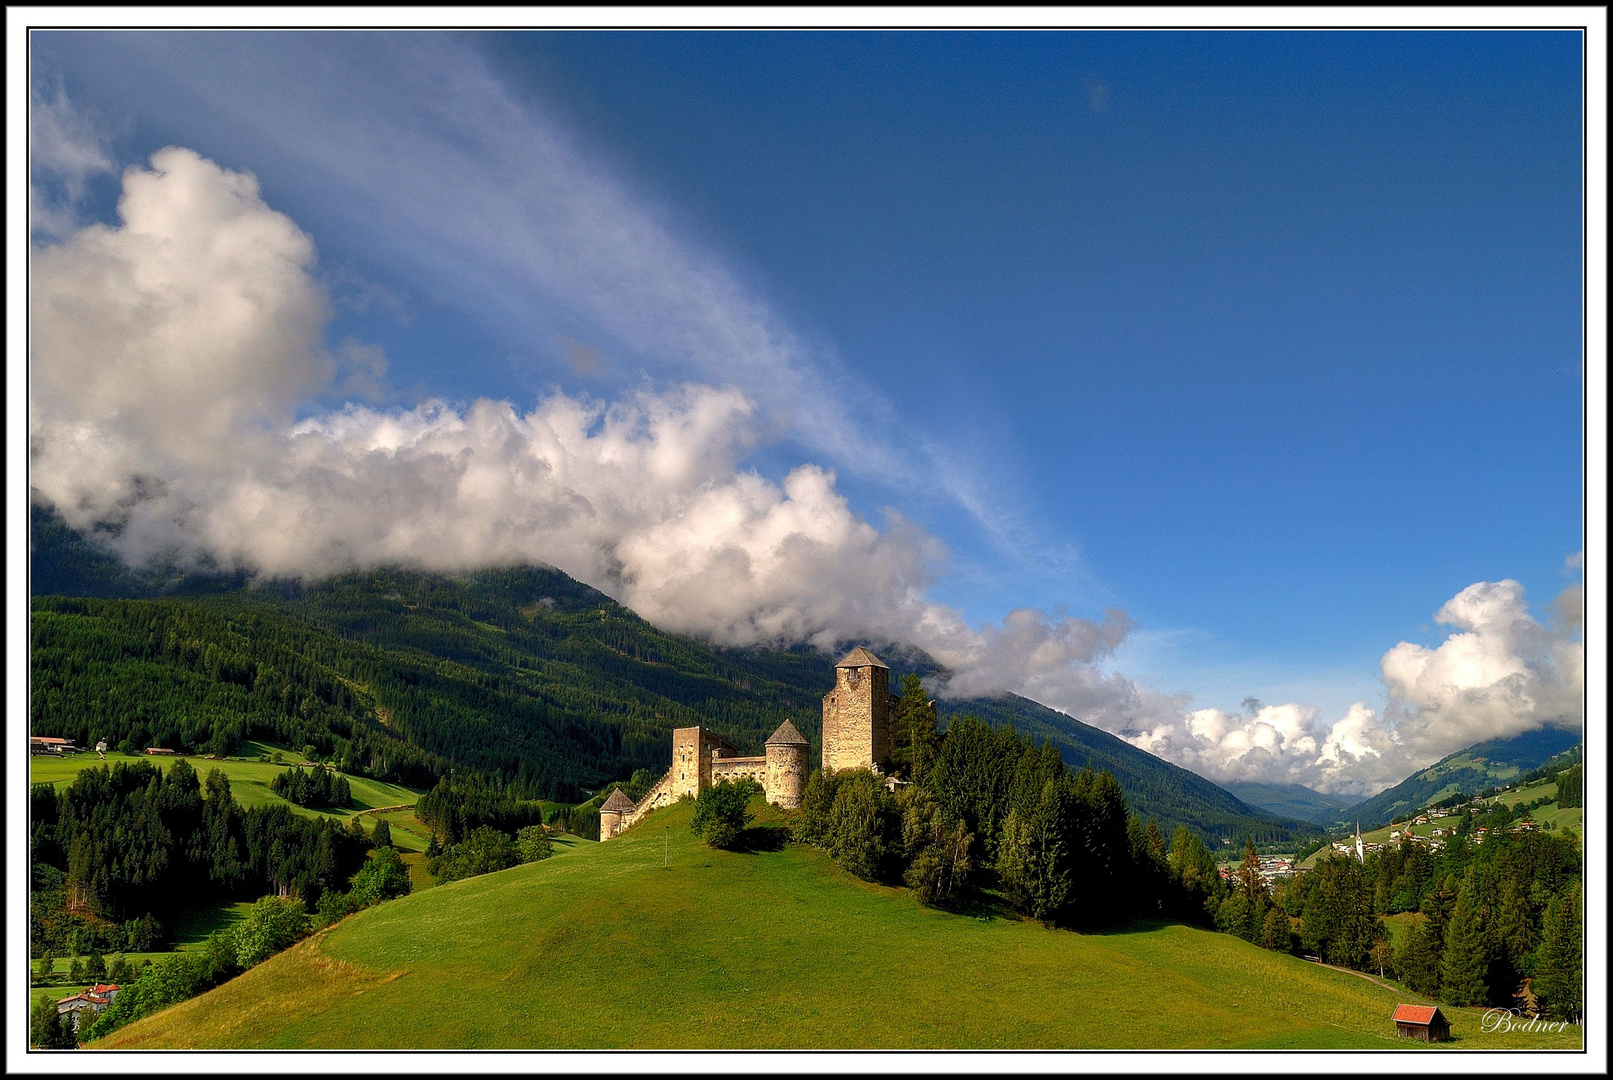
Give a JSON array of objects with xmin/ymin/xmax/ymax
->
[
  {"xmin": 270, "ymin": 765, "xmax": 353, "ymax": 809},
  {"xmin": 29, "ymin": 761, "xmax": 370, "ymax": 957}
]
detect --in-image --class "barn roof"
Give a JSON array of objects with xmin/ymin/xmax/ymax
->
[
  {"xmin": 835, "ymin": 646, "xmax": 889, "ymax": 669},
  {"xmin": 766, "ymin": 719, "xmax": 809, "ymax": 746},
  {"xmin": 1392, "ymin": 1004, "xmax": 1444, "ymax": 1025},
  {"xmin": 600, "ymin": 788, "xmax": 636, "ymax": 813}
]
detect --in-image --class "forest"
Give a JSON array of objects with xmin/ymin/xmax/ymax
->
[{"xmin": 29, "ymin": 761, "xmax": 370, "ymax": 957}]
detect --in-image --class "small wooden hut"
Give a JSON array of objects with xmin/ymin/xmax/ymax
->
[{"xmin": 1392, "ymin": 1003, "xmax": 1451, "ymax": 1042}]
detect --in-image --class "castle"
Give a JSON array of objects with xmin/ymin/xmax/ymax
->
[{"xmin": 598, "ymin": 646, "xmax": 899, "ymax": 840}]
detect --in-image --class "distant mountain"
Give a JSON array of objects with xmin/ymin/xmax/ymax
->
[
  {"xmin": 30, "ymin": 503, "xmax": 1307, "ymax": 841},
  {"xmin": 1222, "ymin": 782, "xmax": 1361, "ymax": 826},
  {"xmin": 1348, "ymin": 727, "xmax": 1584, "ymax": 828}
]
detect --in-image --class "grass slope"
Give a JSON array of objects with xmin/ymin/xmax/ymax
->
[
  {"xmin": 1349, "ymin": 728, "xmax": 1582, "ymax": 828},
  {"xmin": 29, "ymin": 746, "xmax": 420, "ymax": 824},
  {"xmin": 95, "ymin": 801, "xmax": 1577, "ymax": 1051}
]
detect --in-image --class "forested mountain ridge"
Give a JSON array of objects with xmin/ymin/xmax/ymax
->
[
  {"xmin": 30, "ymin": 505, "xmax": 1304, "ymax": 839},
  {"xmin": 1223, "ymin": 782, "xmax": 1361, "ymax": 826}
]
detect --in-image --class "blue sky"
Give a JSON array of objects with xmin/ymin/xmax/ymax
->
[{"xmin": 27, "ymin": 30, "xmax": 1586, "ymax": 792}]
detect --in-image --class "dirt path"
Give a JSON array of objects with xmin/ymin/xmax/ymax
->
[
  {"xmin": 353, "ymin": 803, "xmax": 416, "ymax": 817},
  {"xmin": 1304, "ymin": 956, "xmax": 1431, "ymax": 998}
]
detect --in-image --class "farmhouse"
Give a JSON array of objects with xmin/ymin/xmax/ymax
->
[
  {"xmin": 599, "ymin": 647, "xmax": 898, "ymax": 841},
  {"xmin": 30, "ymin": 737, "xmax": 75, "ymax": 756},
  {"xmin": 56, "ymin": 984, "xmax": 120, "ymax": 1033},
  {"xmin": 1391, "ymin": 1003, "xmax": 1450, "ymax": 1042}
]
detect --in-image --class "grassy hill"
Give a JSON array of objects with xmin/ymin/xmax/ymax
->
[
  {"xmin": 28, "ymin": 742, "xmax": 420, "ymax": 823},
  {"xmin": 32, "ymin": 508, "xmax": 1302, "ymax": 842},
  {"xmin": 1222, "ymin": 782, "xmax": 1360, "ymax": 826},
  {"xmin": 92, "ymin": 799, "xmax": 1577, "ymax": 1051},
  {"xmin": 1348, "ymin": 728, "xmax": 1582, "ymax": 828}
]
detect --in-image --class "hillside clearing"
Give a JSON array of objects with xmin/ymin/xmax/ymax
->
[
  {"xmin": 29, "ymin": 747, "xmax": 421, "ymax": 824},
  {"xmin": 94, "ymin": 802, "xmax": 1580, "ymax": 1051}
]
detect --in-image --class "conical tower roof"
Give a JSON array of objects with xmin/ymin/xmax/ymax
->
[
  {"xmin": 600, "ymin": 787, "xmax": 636, "ymax": 813},
  {"xmin": 766, "ymin": 719, "xmax": 809, "ymax": 746},
  {"xmin": 835, "ymin": 646, "xmax": 889, "ymax": 669}
]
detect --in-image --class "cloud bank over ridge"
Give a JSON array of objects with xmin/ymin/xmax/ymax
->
[{"xmin": 30, "ymin": 139, "xmax": 1582, "ymax": 799}]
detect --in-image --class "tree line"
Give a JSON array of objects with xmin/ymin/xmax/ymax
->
[
  {"xmin": 29, "ymin": 761, "xmax": 371, "ymax": 957},
  {"xmin": 778, "ymin": 676, "xmax": 1236, "ymax": 928},
  {"xmin": 270, "ymin": 764, "xmax": 352, "ymax": 809}
]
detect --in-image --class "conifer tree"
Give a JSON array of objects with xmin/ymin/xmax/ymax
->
[
  {"xmin": 1395, "ymin": 918, "xmax": 1441, "ymax": 997},
  {"xmin": 1259, "ymin": 904, "xmax": 1291, "ymax": 951},
  {"xmin": 1440, "ymin": 876, "xmax": 1490, "ymax": 1006},
  {"xmin": 1534, "ymin": 884, "xmax": 1582, "ymax": 1022},
  {"xmin": 370, "ymin": 818, "xmax": 393, "ymax": 849},
  {"xmin": 1236, "ymin": 839, "xmax": 1264, "ymax": 902}
]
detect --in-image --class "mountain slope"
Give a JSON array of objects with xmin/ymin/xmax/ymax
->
[
  {"xmin": 938, "ymin": 696, "xmax": 1303, "ymax": 841},
  {"xmin": 1349, "ymin": 727, "xmax": 1584, "ymax": 828},
  {"xmin": 91, "ymin": 799, "xmax": 1576, "ymax": 1051},
  {"xmin": 1223, "ymin": 782, "xmax": 1361, "ymax": 826},
  {"xmin": 31, "ymin": 508, "xmax": 1304, "ymax": 839}
]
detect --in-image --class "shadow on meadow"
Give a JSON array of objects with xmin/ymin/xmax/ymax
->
[{"xmin": 731, "ymin": 823, "xmax": 791, "ymax": 852}]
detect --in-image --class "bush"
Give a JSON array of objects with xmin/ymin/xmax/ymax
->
[
  {"xmin": 516, "ymin": 825, "xmax": 554, "ymax": 863},
  {"xmin": 352, "ymin": 847, "xmax": 413, "ymax": 905},
  {"xmin": 233, "ymin": 896, "xmax": 313, "ymax": 968},
  {"xmin": 430, "ymin": 826, "xmax": 520, "ymax": 883},
  {"xmin": 690, "ymin": 780, "xmax": 761, "ymax": 849}
]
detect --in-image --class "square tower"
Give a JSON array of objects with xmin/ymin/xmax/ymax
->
[{"xmin": 821, "ymin": 646, "xmax": 893, "ymax": 772}]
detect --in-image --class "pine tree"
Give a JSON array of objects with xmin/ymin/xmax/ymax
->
[
  {"xmin": 371, "ymin": 818, "xmax": 393, "ymax": 849},
  {"xmin": 1236, "ymin": 839, "xmax": 1265, "ymax": 903},
  {"xmin": 1440, "ymin": 876, "xmax": 1490, "ymax": 1006},
  {"xmin": 1259, "ymin": 904, "xmax": 1291, "ymax": 951},
  {"xmin": 1534, "ymin": 884, "xmax": 1583, "ymax": 1022}
]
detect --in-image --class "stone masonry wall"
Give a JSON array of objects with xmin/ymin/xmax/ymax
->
[{"xmin": 711, "ymin": 755, "xmax": 767, "ymax": 787}]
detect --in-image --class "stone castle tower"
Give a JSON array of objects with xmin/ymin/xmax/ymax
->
[
  {"xmin": 763, "ymin": 719, "xmax": 810, "ymax": 808},
  {"xmin": 821, "ymin": 646, "xmax": 896, "ymax": 773}
]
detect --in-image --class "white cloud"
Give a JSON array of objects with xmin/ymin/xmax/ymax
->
[
  {"xmin": 28, "ymin": 82, "xmax": 115, "ymax": 240},
  {"xmin": 25, "ymin": 145, "xmax": 1099, "ymax": 680},
  {"xmin": 1101, "ymin": 578, "xmax": 1583, "ymax": 796}
]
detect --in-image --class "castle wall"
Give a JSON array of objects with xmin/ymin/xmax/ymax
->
[
  {"xmin": 711, "ymin": 755, "xmax": 767, "ymax": 787},
  {"xmin": 822, "ymin": 664, "xmax": 891, "ymax": 772}
]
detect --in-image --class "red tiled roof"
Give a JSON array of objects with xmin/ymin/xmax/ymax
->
[
  {"xmin": 91, "ymin": 983, "xmax": 120, "ymax": 994},
  {"xmin": 1392, "ymin": 1004, "xmax": 1441, "ymax": 1025}
]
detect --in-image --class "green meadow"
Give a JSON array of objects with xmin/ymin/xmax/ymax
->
[
  {"xmin": 29, "ymin": 742, "xmax": 420, "ymax": 824},
  {"xmin": 94, "ymin": 800, "xmax": 1580, "ymax": 1051}
]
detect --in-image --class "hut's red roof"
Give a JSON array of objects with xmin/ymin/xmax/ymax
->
[{"xmin": 1392, "ymin": 1004, "xmax": 1442, "ymax": 1025}]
